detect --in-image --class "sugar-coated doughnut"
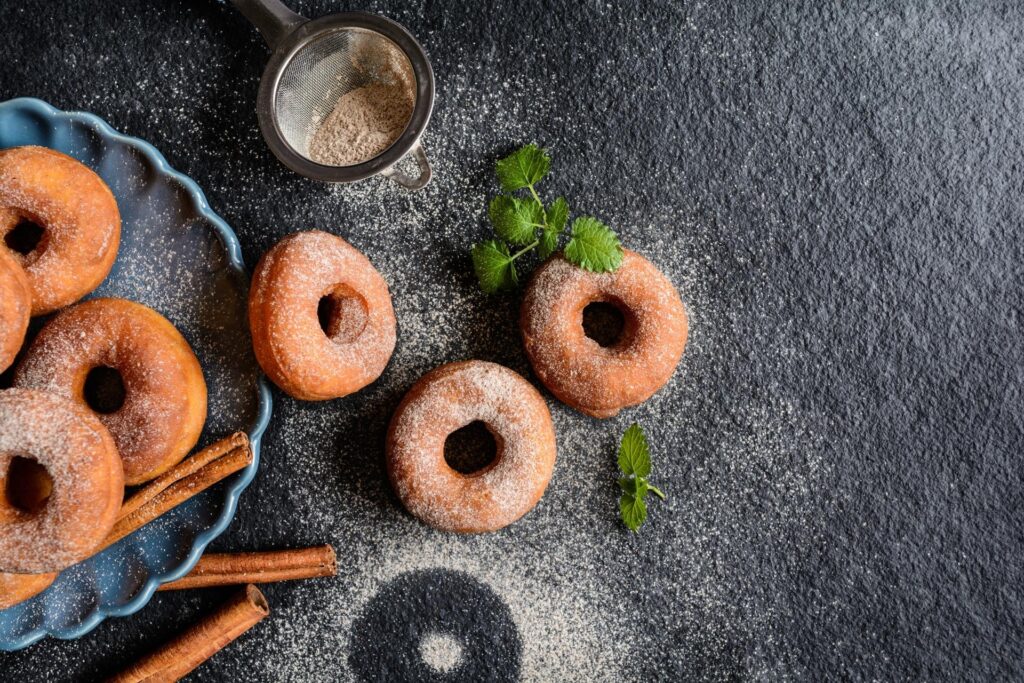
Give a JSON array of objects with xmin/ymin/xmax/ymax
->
[
  {"xmin": 14, "ymin": 298, "xmax": 207, "ymax": 485},
  {"xmin": 520, "ymin": 250, "xmax": 688, "ymax": 418},
  {"xmin": 0, "ymin": 248, "xmax": 30, "ymax": 373},
  {"xmin": 0, "ymin": 146, "xmax": 120, "ymax": 315},
  {"xmin": 0, "ymin": 389, "xmax": 123, "ymax": 574},
  {"xmin": 249, "ymin": 230, "xmax": 396, "ymax": 401},
  {"xmin": 0, "ymin": 571, "xmax": 56, "ymax": 610},
  {"xmin": 387, "ymin": 361, "xmax": 557, "ymax": 533}
]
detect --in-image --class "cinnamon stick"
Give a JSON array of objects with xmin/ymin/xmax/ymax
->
[
  {"xmin": 0, "ymin": 434, "xmax": 255, "ymax": 613},
  {"xmin": 99, "ymin": 433, "xmax": 253, "ymax": 554},
  {"xmin": 108, "ymin": 584, "xmax": 269, "ymax": 683},
  {"xmin": 117, "ymin": 432, "xmax": 250, "ymax": 521},
  {"xmin": 157, "ymin": 545, "xmax": 336, "ymax": 592}
]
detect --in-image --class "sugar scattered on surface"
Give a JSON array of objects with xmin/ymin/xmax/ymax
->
[
  {"xmin": 239, "ymin": 534, "xmax": 625, "ymax": 682},
  {"xmin": 175, "ymin": 40, "xmax": 830, "ymax": 680},
  {"xmin": 418, "ymin": 631, "xmax": 464, "ymax": 673},
  {"xmin": 0, "ymin": 3, "xmax": 832, "ymax": 679}
]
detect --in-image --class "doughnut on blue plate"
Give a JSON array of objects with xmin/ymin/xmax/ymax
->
[{"xmin": 0, "ymin": 98, "xmax": 272, "ymax": 651}]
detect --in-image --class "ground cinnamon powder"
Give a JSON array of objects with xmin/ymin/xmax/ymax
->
[{"xmin": 308, "ymin": 39, "xmax": 416, "ymax": 167}]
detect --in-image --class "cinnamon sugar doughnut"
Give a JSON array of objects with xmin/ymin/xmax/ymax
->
[
  {"xmin": 0, "ymin": 571, "xmax": 56, "ymax": 610},
  {"xmin": 249, "ymin": 230, "xmax": 396, "ymax": 401},
  {"xmin": 0, "ymin": 146, "xmax": 120, "ymax": 315},
  {"xmin": 386, "ymin": 361, "xmax": 557, "ymax": 533},
  {"xmin": 0, "ymin": 248, "xmax": 30, "ymax": 373},
  {"xmin": 521, "ymin": 250, "xmax": 688, "ymax": 418},
  {"xmin": 0, "ymin": 388, "xmax": 123, "ymax": 574},
  {"xmin": 14, "ymin": 298, "xmax": 207, "ymax": 485}
]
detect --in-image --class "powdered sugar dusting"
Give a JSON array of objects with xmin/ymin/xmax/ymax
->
[
  {"xmin": 0, "ymin": 146, "xmax": 119, "ymax": 312},
  {"xmin": 203, "ymin": 50, "xmax": 830, "ymax": 680},
  {"xmin": 240, "ymin": 535, "xmax": 625, "ymax": 682},
  {"xmin": 0, "ymin": 389, "xmax": 120, "ymax": 573},
  {"xmin": 521, "ymin": 250, "xmax": 688, "ymax": 417},
  {"xmin": 0, "ymin": 3, "xmax": 832, "ymax": 676},
  {"xmin": 252, "ymin": 231, "xmax": 396, "ymax": 397},
  {"xmin": 13, "ymin": 299, "xmax": 204, "ymax": 483},
  {"xmin": 418, "ymin": 631, "xmax": 464, "ymax": 672},
  {"xmin": 388, "ymin": 361, "xmax": 555, "ymax": 531}
]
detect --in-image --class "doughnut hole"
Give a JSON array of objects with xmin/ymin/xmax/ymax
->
[
  {"xmin": 83, "ymin": 365, "xmax": 127, "ymax": 414},
  {"xmin": 318, "ymin": 284, "xmax": 369, "ymax": 344},
  {"xmin": 582, "ymin": 298, "xmax": 636, "ymax": 349},
  {"xmin": 444, "ymin": 421, "xmax": 500, "ymax": 475},
  {"xmin": 2, "ymin": 456, "xmax": 53, "ymax": 516},
  {"xmin": 2, "ymin": 213, "xmax": 48, "ymax": 266}
]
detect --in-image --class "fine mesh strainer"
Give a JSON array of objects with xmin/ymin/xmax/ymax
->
[{"xmin": 231, "ymin": 0, "xmax": 434, "ymax": 189}]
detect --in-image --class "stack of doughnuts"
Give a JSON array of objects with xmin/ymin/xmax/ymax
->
[
  {"xmin": 0, "ymin": 146, "xmax": 208, "ymax": 609},
  {"xmin": 14, "ymin": 298, "xmax": 208, "ymax": 485}
]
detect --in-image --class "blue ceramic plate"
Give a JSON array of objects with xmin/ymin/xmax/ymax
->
[{"xmin": 0, "ymin": 98, "xmax": 272, "ymax": 651}]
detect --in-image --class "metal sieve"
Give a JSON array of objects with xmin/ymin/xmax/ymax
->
[{"xmin": 231, "ymin": 0, "xmax": 434, "ymax": 189}]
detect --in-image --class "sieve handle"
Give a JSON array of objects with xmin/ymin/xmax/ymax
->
[
  {"xmin": 230, "ymin": 0, "xmax": 306, "ymax": 50},
  {"xmin": 381, "ymin": 142, "xmax": 433, "ymax": 191}
]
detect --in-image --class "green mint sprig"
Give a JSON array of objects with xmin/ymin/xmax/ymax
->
[
  {"xmin": 618, "ymin": 423, "xmax": 666, "ymax": 532},
  {"xmin": 471, "ymin": 144, "xmax": 623, "ymax": 294}
]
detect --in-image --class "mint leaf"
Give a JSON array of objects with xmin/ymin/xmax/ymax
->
[
  {"xmin": 618, "ymin": 423, "xmax": 651, "ymax": 478},
  {"xmin": 564, "ymin": 217, "xmax": 623, "ymax": 272},
  {"xmin": 471, "ymin": 240, "xmax": 517, "ymax": 294},
  {"xmin": 489, "ymin": 195, "xmax": 541, "ymax": 245},
  {"xmin": 495, "ymin": 144, "xmax": 550, "ymax": 192},
  {"xmin": 536, "ymin": 197, "xmax": 569, "ymax": 259},
  {"xmin": 538, "ymin": 227, "xmax": 560, "ymax": 260},
  {"xmin": 472, "ymin": 145, "xmax": 627, "ymax": 293},
  {"xmin": 546, "ymin": 197, "xmax": 569, "ymax": 232},
  {"xmin": 620, "ymin": 493, "xmax": 647, "ymax": 532},
  {"xmin": 617, "ymin": 423, "xmax": 664, "ymax": 532},
  {"xmin": 619, "ymin": 476, "xmax": 650, "ymax": 498}
]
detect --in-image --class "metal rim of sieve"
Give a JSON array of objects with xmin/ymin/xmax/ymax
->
[{"xmin": 234, "ymin": 1, "xmax": 434, "ymax": 189}]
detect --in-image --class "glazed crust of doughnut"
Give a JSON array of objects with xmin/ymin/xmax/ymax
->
[
  {"xmin": 0, "ymin": 248, "xmax": 30, "ymax": 373},
  {"xmin": 0, "ymin": 146, "xmax": 120, "ymax": 315},
  {"xmin": 387, "ymin": 361, "xmax": 557, "ymax": 533},
  {"xmin": 0, "ymin": 389, "xmax": 124, "ymax": 574},
  {"xmin": 248, "ymin": 230, "xmax": 396, "ymax": 401},
  {"xmin": 520, "ymin": 250, "xmax": 688, "ymax": 418},
  {"xmin": 14, "ymin": 298, "xmax": 207, "ymax": 485}
]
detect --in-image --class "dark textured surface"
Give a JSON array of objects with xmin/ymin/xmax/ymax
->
[
  {"xmin": 1, "ymin": 0, "xmax": 1023, "ymax": 680},
  {"xmin": 349, "ymin": 569, "xmax": 521, "ymax": 681}
]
